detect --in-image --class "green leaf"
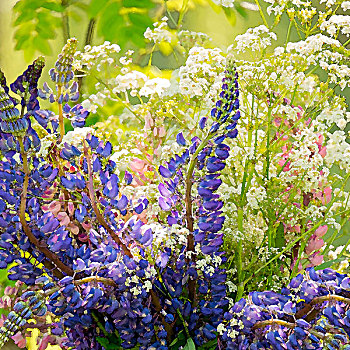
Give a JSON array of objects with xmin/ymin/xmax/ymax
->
[
  {"xmin": 98, "ymin": 2, "xmax": 123, "ymax": 41},
  {"xmin": 17, "ymin": 0, "xmax": 45, "ymax": 10},
  {"xmin": 14, "ymin": 9, "xmax": 36, "ymax": 25},
  {"xmin": 33, "ymin": 35, "xmax": 52, "ymax": 55},
  {"xmin": 122, "ymin": 0, "xmax": 154, "ymax": 8},
  {"xmin": 198, "ymin": 339, "xmax": 218, "ymax": 350},
  {"xmin": 222, "ymin": 7, "xmax": 236, "ymax": 27},
  {"xmin": 169, "ymin": 331, "xmax": 186, "ymax": 349},
  {"xmin": 234, "ymin": 3, "xmax": 248, "ymax": 18},
  {"xmin": 14, "ymin": 22, "xmax": 36, "ymax": 40},
  {"xmin": 274, "ymin": 222, "xmax": 286, "ymax": 249},
  {"xmin": 24, "ymin": 44, "xmax": 36, "ymax": 62},
  {"xmin": 128, "ymin": 12, "xmax": 152, "ymax": 28},
  {"xmin": 14, "ymin": 33, "xmax": 31, "ymax": 50},
  {"xmin": 41, "ymin": 1, "xmax": 64, "ymax": 12},
  {"xmin": 96, "ymin": 335, "xmax": 121, "ymax": 350},
  {"xmin": 88, "ymin": 0, "xmax": 110, "ymax": 18},
  {"xmin": 315, "ymin": 258, "xmax": 343, "ymax": 270},
  {"xmin": 183, "ymin": 338, "xmax": 196, "ymax": 350}
]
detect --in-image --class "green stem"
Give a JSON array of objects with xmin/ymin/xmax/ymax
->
[
  {"xmin": 265, "ymin": 106, "xmax": 271, "ymax": 180},
  {"xmin": 244, "ymin": 206, "xmax": 350, "ymax": 285},
  {"xmin": 284, "ymin": 19, "xmax": 292, "ymax": 48},
  {"xmin": 177, "ymin": 0, "xmax": 189, "ymax": 28},
  {"xmin": 91, "ymin": 311, "xmax": 109, "ymax": 337},
  {"xmin": 254, "ymin": 0, "xmax": 269, "ymax": 28},
  {"xmin": 185, "ymin": 133, "xmax": 212, "ymax": 303},
  {"xmin": 164, "ymin": 1, "xmax": 178, "ymax": 28},
  {"xmin": 61, "ymin": 0, "xmax": 70, "ymax": 43},
  {"xmin": 235, "ymin": 207, "xmax": 244, "ymax": 301},
  {"xmin": 78, "ymin": 18, "xmax": 96, "ymax": 96}
]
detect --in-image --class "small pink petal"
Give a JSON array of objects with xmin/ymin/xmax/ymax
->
[
  {"xmin": 130, "ymin": 158, "xmax": 145, "ymax": 172},
  {"xmin": 57, "ymin": 212, "xmax": 70, "ymax": 226},
  {"xmin": 12, "ymin": 332, "xmax": 26, "ymax": 348},
  {"xmin": 319, "ymin": 146, "xmax": 327, "ymax": 158},
  {"xmin": 68, "ymin": 223, "xmax": 79, "ymax": 235},
  {"xmin": 81, "ymin": 221, "xmax": 91, "ymax": 231},
  {"xmin": 158, "ymin": 127, "xmax": 166, "ymax": 138},
  {"xmin": 308, "ymin": 253, "xmax": 324, "ymax": 267},
  {"xmin": 48, "ymin": 201, "xmax": 61, "ymax": 215},
  {"xmin": 305, "ymin": 237, "xmax": 324, "ymax": 255},
  {"xmin": 315, "ymin": 225, "xmax": 328, "ymax": 237}
]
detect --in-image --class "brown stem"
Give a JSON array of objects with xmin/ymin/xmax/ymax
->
[
  {"xmin": 252, "ymin": 319, "xmax": 295, "ymax": 330},
  {"xmin": 253, "ymin": 295, "xmax": 350, "ymax": 331},
  {"xmin": 83, "ymin": 142, "xmax": 132, "ymax": 257},
  {"xmin": 150, "ymin": 290, "xmax": 173, "ymax": 341},
  {"xmin": 185, "ymin": 174, "xmax": 196, "ymax": 303},
  {"xmin": 296, "ymin": 294, "xmax": 350, "ymax": 321},
  {"xmin": 18, "ymin": 138, "xmax": 74, "ymax": 278},
  {"xmin": 77, "ymin": 18, "xmax": 96, "ymax": 98}
]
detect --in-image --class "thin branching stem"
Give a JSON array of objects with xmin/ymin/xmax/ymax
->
[{"xmin": 83, "ymin": 141, "xmax": 133, "ymax": 258}]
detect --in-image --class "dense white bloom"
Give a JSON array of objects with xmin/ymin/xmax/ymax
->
[
  {"xmin": 342, "ymin": 1, "xmax": 350, "ymax": 11},
  {"xmin": 112, "ymin": 71, "xmax": 148, "ymax": 95},
  {"xmin": 61, "ymin": 127, "xmax": 95, "ymax": 147},
  {"xmin": 212, "ymin": 0, "xmax": 235, "ymax": 7},
  {"xmin": 228, "ymin": 25, "xmax": 277, "ymax": 53},
  {"xmin": 179, "ymin": 47, "xmax": 225, "ymax": 98},
  {"xmin": 320, "ymin": 15, "xmax": 350, "ymax": 37},
  {"xmin": 139, "ymin": 78, "xmax": 171, "ymax": 97},
  {"xmin": 144, "ymin": 17, "xmax": 173, "ymax": 44},
  {"xmin": 73, "ymin": 41, "xmax": 120, "ymax": 71},
  {"xmin": 286, "ymin": 34, "xmax": 340, "ymax": 56}
]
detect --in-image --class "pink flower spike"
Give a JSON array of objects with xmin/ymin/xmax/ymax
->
[
  {"xmin": 48, "ymin": 201, "xmax": 61, "ymax": 216},
  {"xmin": 57, "ymin": 212, "xmax": 70, "ymax": 226},
  {"xmin": 324, "ymin": 187, "xmax": 332, "ymax": 204},
  {"xmin": 305, "ymin": 237, "xmax": 324, "ymax": 255},
  {"xmin": 39, "ymin": 335, "xmax": 56, "ymax": 350},
  {"xmin": 308, "ymin": 253, "xmax": 324, "ymax": 267},
  {"xmin": 315, "ymin": 225, "xmax": 328, "ymax": 237},
  {"xmin": 12, "ymin": 332, "xmax": 26, "ymax": 348}
]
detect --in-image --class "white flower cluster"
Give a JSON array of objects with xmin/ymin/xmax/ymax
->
[
  {"xmin": 263, "ymin": 0, "xmax": 289, "ymax": 16},
  {"xmin": 144, "ymin": 17, "xmax": 173, "ymax": 44},
  {"xmin": 212, "ymin": 0, "xmax": 235, "ymax": 7},
  {"xmin": 178, "ymin": 30, "xmax": 212, "ymax": 50},
  {"xmin": 342, "ymin": 1, "xmax": 350, "ymax": 11},
  {"xmin": 228, "ymin": 25, "xmax": 277, "ymax": 54},
  {"xmin": 61, "ymin": 127, "xmax": 95, "ymax": 147},
  {"xmin": 179, "ymin": 47, "xmax": 225, "ymax": 99},
  {"xmin": 285, "ymin": 34, "xmax": 349, "ymax": 89},
  {"xmin": 73, "ymin": 41, "xmax": 120, "ymax": 71},
  {"xmin": 320, "ymin": 15, "xmax": 350, "ymax": 37}
]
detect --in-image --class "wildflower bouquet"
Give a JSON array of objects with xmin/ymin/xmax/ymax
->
[{"xmin": 0, "ymin": 0, "xmax": 350, "ymax": 349}]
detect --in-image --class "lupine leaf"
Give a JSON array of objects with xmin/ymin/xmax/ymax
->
[
  {"xmin": 315, "ymin": 258, "xmax": 343, "ymax": 270},
  {"xmin": 123, "ymin": 0, "xmax": 154, "ymax": 8},
  {"xmin": 33, "ymin": 36, "xmax": 52, "ymax": 55},
  {"xmin": 88, "ymin": 0, "xmax": 110, "ymax": 17},
  {"xmin": 98, "ymin": 2, "xmax": 123, "ymax": 40},
  {"xmin": 222, "ymin": 7, "xmax": 236, "ymax": 27},
  {"xmin": 183, "ymin": 338, "xmax": 196, "ymax": 350},
  {"xmin": 41, "ymin": 2, "xmax": 64, "ymax": 12},
  {"xmin": 274, "ymin": 222, "xmax": 286, "ymax": 249}
]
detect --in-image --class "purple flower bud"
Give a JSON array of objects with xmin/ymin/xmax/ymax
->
[
  {"xmin": 159, "ymin": 165, "xmax": 172, "ymax": 178},
  {"xmin": 176, "ymin": 132, "xmax": 186, "ymax": 146}
]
